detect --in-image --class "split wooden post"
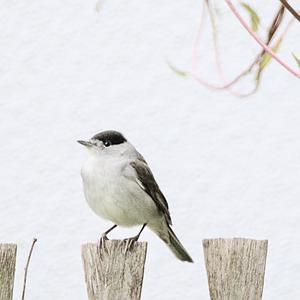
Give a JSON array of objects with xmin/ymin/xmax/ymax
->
[
  {"xmin": 203, "ymin": 238, "xmax": 268, "ymax": 300},
  {"xmin": 0, "ymin": 244, "xmax": 17, "ymax": 300},
  {"xmin": 81, "ymin": 240, "xmax": 147, "ymax": 300}
]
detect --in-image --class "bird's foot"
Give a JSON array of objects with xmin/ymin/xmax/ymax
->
[
  {"xmin": 97, "ymin": 234, "xmax": 109, "ymax": 255},
  {"xmin": 123, "ymin": 235, "xmax": 139, "ymax": 254}
]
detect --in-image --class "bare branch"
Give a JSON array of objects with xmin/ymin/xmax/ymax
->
[
  {"xmin": 266, "ymin": 5, "xmax": 285, "ymax": 45},
  {"xmin": 224, "ymin": 0, "xmax": 300, "ymax": 78},
  {"xmin": 21, "ymin": 238, "xmax": 37, "ymax": 300},
  {"xmin": 191, "ymin": 1, "xmax": 299, "ymax": 96},
  {"xmin": 279, "ymin": 0, "xmax": 300, "ymax": 22},
  {"xmin": 191, "ymin": 1, "xmax": 249, "ymax": 92}
]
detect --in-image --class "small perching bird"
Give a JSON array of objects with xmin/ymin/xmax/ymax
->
[{"xmin": 78, "ymin": 130, "xmax": 193, "ymax": 262}]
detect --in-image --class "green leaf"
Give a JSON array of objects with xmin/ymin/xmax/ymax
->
[
  {"xmin": 95, "ymin": 0, "xmax": 104, "ymax": 12},
  {"xmin": 259, "ymin": 40, "xmax": 282, "ymax": 71},
  {"xmin": 241, "ymin": 2, "xmax": 260, "ymax": 32},
  {"xmin": 292, "ymin": 53, "xmax": 300, "ymax": 68},
  {"xmin": 167, "ymin": 61, "xmax": 188, "ymax": 77}
]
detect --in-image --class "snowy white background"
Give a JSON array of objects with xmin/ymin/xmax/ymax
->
[{"xmin": 1, "ymin": 0, "xmax": 300, "ymax": 299}]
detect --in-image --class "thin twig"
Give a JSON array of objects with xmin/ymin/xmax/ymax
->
[
  {"xmin": 192, "ymin": 0, "xmax": 217, "ymax": 89},
  {"xmin": 192, "ymin": 2, "xmax": 298, "ymax": 96},
  {"xmin": 22, "ymin": 238, "xmax": 37, "ymax": 300},
  {"xmin": 225, "ymin": 0, "xmax": 300, "ymax": 78},
  {"xmin": 266, "ymin": 5, "xmax": 285, "ymax": 45},
  {"xmin": 252, "ymin": 5, "xmax": 285, "ymax": 89},
  {"xmin": 206, "ymin": 0, "xmax": 256, "ymax": 97},
  {"xmin": 279, "ymin": 0, "xmax": 300, "ymax": 22},
  {"xmin": 191, "ymin": 1, "xmax": 245, "ymax": 91}
]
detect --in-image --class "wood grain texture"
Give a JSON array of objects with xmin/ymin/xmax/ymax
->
[
  {"xmin": 0, "ymin": 244, "xmax": 17, "ymax": 300},
  {"xmin": 203, "ymin": 238, "xmax": 268, "ymax": 300},
  {"xmin": 82, "ymin": 240, "xmax": 147, "ymax": 300}
]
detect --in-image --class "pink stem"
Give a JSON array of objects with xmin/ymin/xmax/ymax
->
[
  {"xmin": 192, "ymin": 2, "xmax": 240, "ymax": 90},
  {"xmin": 225, "ymin": 0, "xmax": 300, "ymax": 78},
  {"xmin": 192, "ymin": 2, "xmax": 220, "ymax": 90}
]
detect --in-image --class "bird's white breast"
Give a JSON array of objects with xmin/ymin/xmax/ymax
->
[{"xmin": 81, "ymin": 156, "xmax": 159, "ymax": 227}]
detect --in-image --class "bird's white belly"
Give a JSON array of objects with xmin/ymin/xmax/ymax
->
[{"xmin": 81, "ymin": 158, "xmax": 159, "ymax": 227}]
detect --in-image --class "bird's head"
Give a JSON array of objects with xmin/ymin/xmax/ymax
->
[{"xmin": 78, "ymin": 130, "xmax": 130, "ymax": 158}]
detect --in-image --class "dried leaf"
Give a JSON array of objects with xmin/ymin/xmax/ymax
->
[
  {"xmin": 167, "ymin": 61, "xmax": 188, "ymax": 77},
  {"xmin": 292, "ymin": 53, "xmax": 300, "ymax": 68},
  {"xmin": 241, "ymin": 2, "xmax": 260, "ymax": 32}
]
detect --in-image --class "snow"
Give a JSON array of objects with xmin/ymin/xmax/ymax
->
[{"xmin": 0, "ymin": 0, "xmax": 299, "ymax": 299}]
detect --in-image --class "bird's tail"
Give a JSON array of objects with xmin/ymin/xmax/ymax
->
[
  {"xmin": 149, "ymin": 221, "xmax": 193, "ymax": 263},
  {"xmin": 166, "ymin": 225, "xmax": 193, "ymax": 263}
]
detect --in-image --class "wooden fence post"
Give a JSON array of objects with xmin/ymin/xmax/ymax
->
[
  {"xmin": 0, "ymin": 244, "xmax": 17, "ymax": 300},
  {"xmin": 203, "ymin": 238, "xmax": 268, "ymax": 300},
  {"xmin": 82, "ymin": 240, "xmax": 147, "ymax": 300}
]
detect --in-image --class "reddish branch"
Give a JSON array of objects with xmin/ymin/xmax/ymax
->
[
  {"xmin": 191, "ymin": 1, "xmax": 245, "ymax": 91},
  {"xmin": 191, "ymin": 2, "xmax": 299, "ymax": 96},
  {"xmin": 224, "ymin": 0, "xmax": 300, "ymax": 78}
]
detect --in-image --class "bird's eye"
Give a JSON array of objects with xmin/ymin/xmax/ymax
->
[{"xmin": 103, "ymin": 140, "xmax": 111, "ymax": 147}]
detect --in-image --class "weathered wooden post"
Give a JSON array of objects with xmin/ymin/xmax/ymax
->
[
  {"xmin": 203, "ymin": 238, "xmax": 268, "ymax": 300},
  {"xmin": 0, "ymin": 244, "xmax": 17, "ymax": 300},
  {"xmin": 82, "ymin": 240, "xmax": 147, "ymax": 300}
]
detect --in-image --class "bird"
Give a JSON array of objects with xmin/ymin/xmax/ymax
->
[{"xmin": 78, "ymin": 130, "xmax": 193, "ymax": 262}]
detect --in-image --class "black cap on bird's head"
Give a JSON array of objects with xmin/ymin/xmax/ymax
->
[
  {"xmin": 92, "ymin": 130, "xmax": 127, "ymax": 146},
  {"xmin": 77, "ymin": 130, "xmax": 127, "ymax": 148}
]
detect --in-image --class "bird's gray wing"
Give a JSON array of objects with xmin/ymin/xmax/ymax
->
[{"xmin": 128, "ymin": 159, "xmax": 172, "ymax": 225}]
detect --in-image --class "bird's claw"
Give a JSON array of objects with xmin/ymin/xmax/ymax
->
[
  {"xmin": 123, "ymin": 236, "xmax": 139, "ymax": 254},
  {"xmin": 97, "ymin": 234, "xmax": 109, "ymax": 255}
]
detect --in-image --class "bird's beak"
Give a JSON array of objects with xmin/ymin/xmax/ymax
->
[{"xmin": 77, "ymin": 140, "xmax": 93, "ymax": 147}]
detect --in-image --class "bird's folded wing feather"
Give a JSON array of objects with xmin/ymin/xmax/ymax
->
[{"xmin": 125, "ymin": 159, "xmax": 172, "ymax": 225}]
